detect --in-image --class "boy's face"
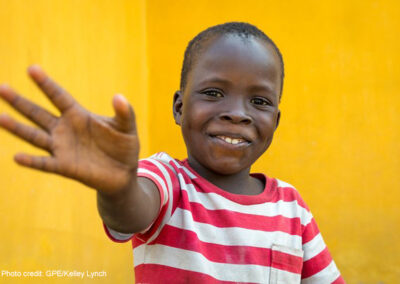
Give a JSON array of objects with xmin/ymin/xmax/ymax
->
[{"xmin": 174, "ymin": 35, "xmax": 282, "ymax": 176}]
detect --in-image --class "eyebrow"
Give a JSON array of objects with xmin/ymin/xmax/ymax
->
[
  {"xmin": 197, "ymin": 76, "xmax": 275, "ymax": 93},
  {"xmin": 197, "ymin": 76, "xmax": 232, "ymax": 87}
]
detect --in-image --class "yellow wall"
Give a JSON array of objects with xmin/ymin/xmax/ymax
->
[
  {"xmin": 0, "ymin": 0, "xmax": 148, "ymax": 283},
  {"xmin": 0, "ymin": 0, "xmax": 399, "ymax": 283}
]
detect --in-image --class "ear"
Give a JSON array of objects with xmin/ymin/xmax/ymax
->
[
  {"xmin": 275, "ymin": 110, "xmax": 281, "ymax": 130},
  {"xmin": 173, "ymin": 91, "xmax": 183, "ymax": 125}
]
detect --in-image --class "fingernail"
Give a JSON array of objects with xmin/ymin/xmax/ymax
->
[
  {"xmin": 0, "ymin": 113, "xmax": 10, "ymax": 124},
  {"xmin": 115, "ymin": 94, "xmax": 128, "ymax": 104},
  {"xmin": 28, "ymin": 65, "xmax": 46, "ymax": 81},
  {"xmin": 27, "ymin": 64, "xmax": 43, "ymax": 77},
  {"xmin": 28, "ymin": 64, "xmax": 41, "ymax": 71},
  {"xmin": 14, "ymin": 153, "xmax": 25, "ymax": 164},
  {"xmin": 0, "ymin": 83, "xmax": 9, "ymax": 91},
  {"xmin": 0, "ymin": 114, "xmax": 8, "ymax": 126}
]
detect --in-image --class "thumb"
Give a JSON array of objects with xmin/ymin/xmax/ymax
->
[{"xmin": 112, "ymin": 94, "xmax": 136, "ymax": 133}]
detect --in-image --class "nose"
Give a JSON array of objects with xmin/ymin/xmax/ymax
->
[{"xmin": 218, "ymin": 100, "xmax": 252, "ymax": 124}]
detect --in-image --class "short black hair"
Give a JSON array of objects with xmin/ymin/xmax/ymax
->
[{"xmin": 180, "ymin": 22, "xmax": 285, "ymax": 98}]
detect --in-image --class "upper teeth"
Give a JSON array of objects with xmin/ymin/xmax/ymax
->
[{"xmin": 217, "ymin": 136, "xmax": 245, "ymax": 145}]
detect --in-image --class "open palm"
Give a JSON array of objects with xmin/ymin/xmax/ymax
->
[{"xmin": 0, "ymin": 65, "xmax": 139, "ymax": 194}]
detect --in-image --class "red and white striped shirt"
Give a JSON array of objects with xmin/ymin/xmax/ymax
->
[{"xmin": 104, "ymin": 152, "xmax": 345, "ymax": 283}]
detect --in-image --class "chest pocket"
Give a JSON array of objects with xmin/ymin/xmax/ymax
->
[{"xmin": 269, "ymin": 244, "xmax": 304, "ymax": 284}]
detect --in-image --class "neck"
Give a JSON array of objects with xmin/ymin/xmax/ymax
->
[{"xmin": 187, "ymin": 156, "xmax": 263, "ymax": 195}]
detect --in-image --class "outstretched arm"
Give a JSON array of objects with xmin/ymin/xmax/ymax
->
[{"xmin": 0, "ymin": 65, "xmax": 160, "ymax": 233}]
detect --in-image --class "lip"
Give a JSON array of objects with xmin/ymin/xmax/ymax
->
[
  {"xmin": 207, "ymin": 133, "xmax": 252, "ymax": 149},
  {"xmin": 207, "ymin": 131, "xmax": 252, "ymax": 143}
]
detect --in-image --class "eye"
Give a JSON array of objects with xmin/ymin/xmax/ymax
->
[
  {"xmin": 251, "ymin": 97, "xmax": 271, "ymax": 106},
  {"xmin": 202, "ymin": 89, "xmax": 223, "ymax": 98}
]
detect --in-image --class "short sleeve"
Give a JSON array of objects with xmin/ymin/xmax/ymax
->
[
  {"xmin": 102, "ymin": 153, "xmax": 182, "ymax": 244},
  {"xmin": 103, "ymin": 223, "xmax": 134, "ymax": 243},
  {"xmin": 276, "ymin": 179, "xmax": 345, "ymax": 283},
  {"xmin": 300, "ymin": 214, "xmax": 345, "ymax": 283},
  {"xmin": 133, "ymin": 153, "xmax": 181, "ymax": 242}
]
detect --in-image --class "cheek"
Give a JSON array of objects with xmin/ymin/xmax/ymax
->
[
  {"xmin": 182, "ymin": 102, "xmax": 211, "ymax": 129},
  {"xmin": 180, "ymin": 109, "xmax": 205, "ymax": 147},
  {"xmin": 256, "ymin": 116, "xmax": 278, "ymax": 145}
]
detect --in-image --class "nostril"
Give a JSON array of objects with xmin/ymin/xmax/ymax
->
[
  {"xmin": 220, "ymin": 115, "xmax": 232, "ymax": 121},
  {"xmin": 219, "ymin": 113, "xmax": 252, "ymax": 124},
  {"xmin": 241, "ymin": 117, "xmax": 252, "ymax": 124},
  {"xmin": 240, "ymin": 117, "xmax": 252, "ymax": 125}
]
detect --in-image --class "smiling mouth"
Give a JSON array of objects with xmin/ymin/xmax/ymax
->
[{"xmin": 213, "ymin": 135, "xmax": 250, "ymax": 146}]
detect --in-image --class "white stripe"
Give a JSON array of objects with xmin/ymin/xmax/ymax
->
[
  {"xmin": 276, "ymin": 179, "xmax": 297, "ymax": 190},
  {"xmin": 147, "ymin": 154, "xmax": 179, "ymax": 176},
  {"xmin": 149, "ymin": 152, "xmax": 189, "ymax": 175},
  {"xmin": 168, "ymin": 156, "xmax": 197, "ymax": 179},
  {"xmin": 143, "ymin": 159, "xmax": 175, "ymax": 244},
  {"xmin": 160, "ymin": 159, "xmax": 178, "ymax": 176},
  {"xmin": 302, "ymin": 233, "xmax": 326, "ymax": 261},
  {"xmin": 272, "ymin": 244, "xmax": 304, "ymax": 258},
  {"xmin": 301, "ymin": 260, "xmax": 341, "ymax": 284},
  {"xmin": 151, "ymin": 152, "xmax": 197, "ymax": 179},
  {"xmin": 149, "ymin": 153, "xmax": 195, "ymax": 181},
  {"xmin": 138, "ymin": 168, "xmax": 168, "ymax": 206},
  {"xmin": 169, "ymin": 208, "xmax": 302, "ymax": 249},
  {"xmin": 179, "ymin": 177, "xmax": 313, "ymax": 226},
  {"xmin": 106, "ymin": 226, "xmax": 133, "ymax": 241},
  {"xmin": 270, "ymin": 267, "xmax": 302, "ymax": 283},
  {"xmin": 134, "ymin": 244, "xmax": 270, "ymax": 282}
]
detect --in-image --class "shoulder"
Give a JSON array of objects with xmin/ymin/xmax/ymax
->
[
  {"xmin": 273, "ymin": 178, "xmax": 311, "ymax": 212},
  {"xmin": 269, "ymin": 177, "xmax": 315, "ymax": 231},
  {"xmin": 275, "ymin": 178, "xmax": 296, "ymax": 190},
  {"xmin": 140, "ymin": 152, "xmax": 197, "ymax": 180},
  {"xmin": 137, "ymin": 152, "xmax": 197, "ymax": 193},
  {"xmin": 139, "ymin": 152, "xmax": 179, "ymax": 174},
  {"xmin": 140, "ymin": 152, "xmax": 176, "ymax": 166}
]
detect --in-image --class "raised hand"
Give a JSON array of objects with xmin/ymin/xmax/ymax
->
[{"xmin": 0, "ymin": 65, "xmax": 140, "ymax": 194}]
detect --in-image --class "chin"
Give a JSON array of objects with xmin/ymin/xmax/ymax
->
[{"xmin": 208, "ymin": 160, "xmax": 250, "ymax": 176}]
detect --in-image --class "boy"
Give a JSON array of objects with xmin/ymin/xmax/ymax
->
[{"xmin": 0, "ymin": 22, "xmax": 344, "ymax": 283}]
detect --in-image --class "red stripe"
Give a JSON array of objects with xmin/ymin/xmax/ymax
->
[
  {"xmin": 332, "ymin": 275, "xmax": 346, "ymax": 284},
  {"xmin": 275, "ymin": 186, "xmax": 309, "ymax": 210},
  {"xmin": 271, "ymin": 249, "xmax": 303, "ymax": 274},
  {"xmin": 186, "ymin": 173, "xmax": 309, "ymax": 210},
  {"xmin": 302, "ymin": 218, "xmax": 320, "ymax": 244},
  {"xmin": 178, "ymin": 192, "xmax": 303, "ymax": 236},
  {"xmin": 183, "ymin": 159, "xmax": 309, "ymax": 210},
  {"xmin": 137, "ymin": 172, "xmax": 166, "ymax": 205},
  {"xmin": 150, "ymin": 225, "xmax": 271, "ymax": 266},
  {"xmin": 135, "ymin": 264, "xmax": 253, "ymax": 284},
  {"xmin": 136, "ymin": 158, "xmax": 184, "ymax": 244},
  {"xmin": 143, "ymin": 156, "xmax": 310, "ymax": 212},
  {"xmin": 139, "ymin": 159, "xmax": 175, "ymax": 187},
  {"xmin": 147, "ymin": 225, "xmax": 302, "ymax": 274},
  {"xmin": 139, "ymin": 158, "xmax": 182, "ymax": 213},
  {"xmin": 301, "ymin": 247, "xmax": 333, "ymax": 278},
  {"xmin": 141, "ymin": 158, "xmax": 310, "ymax": 219},
  {"xmin": 194, "ymin": 176, "xmax": 275, "ymax": 205}
]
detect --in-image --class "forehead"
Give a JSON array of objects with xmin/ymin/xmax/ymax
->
[{"xmin": 187, "ymin": 35, "xmax": 282, "ymax": 91}]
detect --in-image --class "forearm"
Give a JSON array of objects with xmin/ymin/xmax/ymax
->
[{"xmin": 96, "ymin": 176, "xmax": 160, "ymax": 234}]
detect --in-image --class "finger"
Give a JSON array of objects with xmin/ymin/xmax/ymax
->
[
  {"xmin": 0, "ymin": 114, "xmax": 53, "ymax": 152},
  {"xmin": 0, "ymin": 84, "xmax": 57, "ymax": 131},
  {"xmin": 14, "ymin": 153, "xmax": 58, "ymax": 174},
  {"xmin": 28, "ymin": 65, "xmax": 76, "ymax": 113},
  {"xmin": 112, "ymin": 94, "xmax": 137, "ymax": 133}
]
